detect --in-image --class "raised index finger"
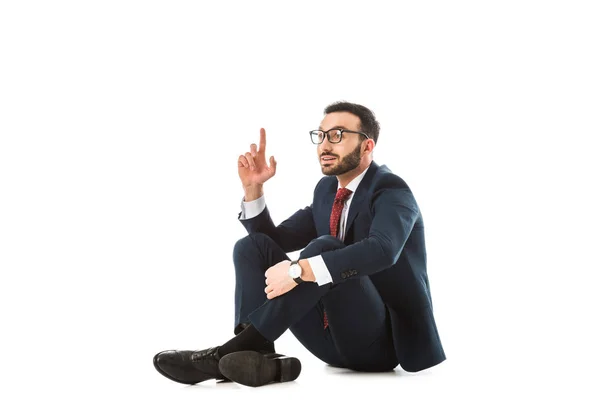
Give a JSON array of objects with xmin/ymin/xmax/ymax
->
[{"xmin": 259, "ymin": 128, "xmax": 266, "ymax": 153}]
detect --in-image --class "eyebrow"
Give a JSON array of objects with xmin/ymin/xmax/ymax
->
[{"xmin": 318, "ymin": 125, "xmax": 350, "ymax": 130}]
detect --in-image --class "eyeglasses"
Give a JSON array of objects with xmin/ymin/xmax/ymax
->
[{"xmin": 309, "ymin": 128, "xmax": 370, "ymax": 144}]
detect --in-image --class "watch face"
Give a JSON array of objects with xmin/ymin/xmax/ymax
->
[{"xmin": 289, "ymin": 264, "xmax": 301, "ymax": 279}]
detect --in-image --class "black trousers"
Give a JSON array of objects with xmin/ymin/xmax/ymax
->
[{"xmin": 233, "ymin": 233, "xmax": 398, "ymax": 372}]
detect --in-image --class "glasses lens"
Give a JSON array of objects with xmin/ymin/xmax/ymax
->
[
  {"xmin": 329, "ymin": 129, "xmax": 342, "ymax": 142},
  {"xmin": 310, "ymin": 131, "xmax": 322, "ymax": 144}
]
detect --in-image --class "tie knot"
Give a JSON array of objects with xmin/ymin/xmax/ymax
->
[{"xmin": 335, "ymin": 188, "xmax": 353, "ymax": 203}]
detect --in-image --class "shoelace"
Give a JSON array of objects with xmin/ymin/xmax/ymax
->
[{"xmin": 191, "ymin": 346, "xmax": 220, "ymax": 363}]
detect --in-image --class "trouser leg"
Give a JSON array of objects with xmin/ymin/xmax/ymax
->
[
  {"xmin": 240, "ymin": 234, "xmax": 397, "ymax": 371},
  {"xmin": 232, "ymin": 232, "xmax": 289, "ymax": 335}
]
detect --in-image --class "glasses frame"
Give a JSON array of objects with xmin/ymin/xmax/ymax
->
[{"xmin": 309, "ymin": 128, "xmax": 370, "ymax": 144}]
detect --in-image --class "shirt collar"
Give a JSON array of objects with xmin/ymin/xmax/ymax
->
[{"xmin": 337, "ymin": 162, "xmax": 371, "ymax": 194}]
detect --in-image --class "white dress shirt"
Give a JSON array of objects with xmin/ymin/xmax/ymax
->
[{"xmin": 239, "ymin": 166, "xmax": 370, "ymax": 286}]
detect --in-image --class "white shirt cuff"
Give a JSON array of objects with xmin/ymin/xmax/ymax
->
[
  {"xmin": 239, "ymin": 196, "xmax": 266, "ymax": 220},
  {"xmin": 307, "ymin": 255, "xmax": 333, "ymax": 286}
]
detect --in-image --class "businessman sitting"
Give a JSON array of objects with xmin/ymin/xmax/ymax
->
[{"xmin": 153, "ymin": 101, "xmax": 446, "ymax": 387}]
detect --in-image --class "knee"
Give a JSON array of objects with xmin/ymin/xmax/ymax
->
[
  {"xmin": 300, "ymin": 235, "xmax": 345, "ymax": 259},
  {"xmin": 307, "ymin": 235, "xmax": 345, "ymax": 251},
  {"xmin": 233, "ymin": 232, "xmax": 270, "ymax": 257}
]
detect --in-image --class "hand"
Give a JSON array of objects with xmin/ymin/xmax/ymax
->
[
  {"xmin": 238, "ymin": 128, "xmax": 277, "ymax": 189},
  {"xmin": 264, "ymin": 260, "xmax": 297, "ymax": 300}
]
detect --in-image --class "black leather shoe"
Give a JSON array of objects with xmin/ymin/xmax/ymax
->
[
  {"xmin": 153, "ymin": 347, "xmax": 225, "ymax": 385},
  {"xmin": 219, "ymin": 350, "xmax": 302, "ymax": 387}
]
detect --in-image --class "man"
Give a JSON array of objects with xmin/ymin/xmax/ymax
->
[{"xmin": 153, "ymin": 102, "xmax": 446, "ymax": 387}]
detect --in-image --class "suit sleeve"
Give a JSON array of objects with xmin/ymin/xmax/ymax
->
[
  {"xmin": 238, "ymin": 204, "xmax": 317, "ymax": 253},
  {"xmin": 320, "ymin": 188, "xmax": 419, "ymax": 283}
]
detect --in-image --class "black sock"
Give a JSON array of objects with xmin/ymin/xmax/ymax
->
[{"xmin": 218, "ymin": 324, "xmax": 275, "ymax": 357}]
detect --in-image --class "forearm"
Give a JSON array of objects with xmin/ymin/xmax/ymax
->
[{"xmin": 239, "ymin": 204, "xmax": 317, "ymax": 253}]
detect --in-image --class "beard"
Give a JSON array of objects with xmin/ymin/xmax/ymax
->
[{"xmin": 320, "ymin": 142, "xmax": 362, "ymax": 176}]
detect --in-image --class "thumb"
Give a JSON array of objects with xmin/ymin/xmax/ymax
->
[{"xmin": 269, "ymin": 156, "xmax": 277, "ymax": 175}]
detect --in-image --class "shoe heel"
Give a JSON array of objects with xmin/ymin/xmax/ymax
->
[{"xmin": 277, "ymin": 357, "xmax": 302, "ymax": 382}]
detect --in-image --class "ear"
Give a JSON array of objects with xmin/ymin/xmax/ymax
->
[{"xmin": 363, "ymin": 138, "xmax": 375, "ymax": 154}]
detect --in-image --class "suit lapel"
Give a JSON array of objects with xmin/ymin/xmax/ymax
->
[{"xmin": 345, "ymin": 162, "xmax": 379, "ymax": 234}]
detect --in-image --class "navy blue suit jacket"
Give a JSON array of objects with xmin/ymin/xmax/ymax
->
[{"xmin": 240, "ymin": 161, "xmax": 446, "ymax": 372}]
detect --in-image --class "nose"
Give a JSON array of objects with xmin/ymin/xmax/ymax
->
[{"xmin": 318, "ymin": 139, "xmax": 333, "ymax": 153}]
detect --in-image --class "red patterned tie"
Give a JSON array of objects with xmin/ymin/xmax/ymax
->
[{"xmin": 324, "ymin": 187, "xmax": 353, "ymax": 329}]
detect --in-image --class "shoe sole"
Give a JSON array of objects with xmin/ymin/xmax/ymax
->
[
  {"xmin": 153, "ymin": 353, "xmax": 214, "ymax": 385},
  {"xmin": 219, "ymin": 350, "xmax": 301, "ymax": 387}
]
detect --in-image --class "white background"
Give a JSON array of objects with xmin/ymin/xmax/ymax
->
[{"xmin": 1, "ymin": 1, "xmax": 599, "ymax": 399}]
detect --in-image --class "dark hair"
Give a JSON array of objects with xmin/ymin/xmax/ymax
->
[{"xmin": 324, "ymin": 101, "xmax": 380, "ymax": 144}]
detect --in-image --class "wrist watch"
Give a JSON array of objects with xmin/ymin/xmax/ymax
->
[{"xmin": 288, "ymin": 260, "xmax": 305, "ymax": 284}]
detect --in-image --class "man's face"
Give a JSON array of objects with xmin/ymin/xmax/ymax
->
[{"xmin": 317, "ymin": 112, "xmax": 364, "ymax": 176}]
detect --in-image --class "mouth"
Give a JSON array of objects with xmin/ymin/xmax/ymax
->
[{"xmin": 321, "ymin": 156, "xmax": 337, "ymax": 163}]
